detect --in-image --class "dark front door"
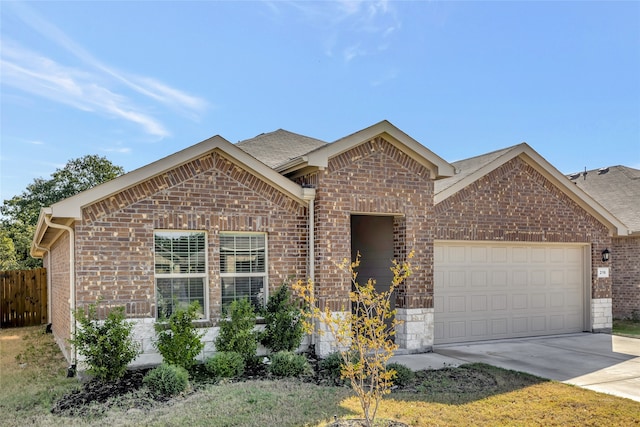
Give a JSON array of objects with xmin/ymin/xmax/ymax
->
[{"xmin": 350, "ymin": 215, "xmax": 396, "ymax": 330}]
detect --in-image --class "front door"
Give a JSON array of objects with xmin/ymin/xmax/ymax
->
[{"xmin": 350, "ymin": 215, "xmax": 396, "ymax": 331}]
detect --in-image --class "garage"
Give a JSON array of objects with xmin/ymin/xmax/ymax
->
[{"xmin": 434, "ymin": 241, "xmax": 590, "ymax": 344}]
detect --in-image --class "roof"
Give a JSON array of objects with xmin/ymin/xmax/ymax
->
[
  {"xmin": 434, "ymin": 145, "xmax": 516, "ymax": 196},
  {"xmin": 434, "ymin": 143, "xmax": 629, "ymax": 236},
  {"xmin": 568, "ymin": 166, "xmax": 640, "ymax": 233},
  {"xmin": 278, "ymin": 120, "xmax": 456, "ymax": 179},
  {"xmin": 236, "ymin": 129, "xmax": 327, "ymax": 168}
]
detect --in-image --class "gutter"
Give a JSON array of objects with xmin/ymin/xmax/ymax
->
[{"xmin": 43, "ymin": 214, "xmax": 77, "ymax": 366}]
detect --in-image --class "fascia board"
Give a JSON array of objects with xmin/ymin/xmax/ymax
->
[
  {"xmin": 30, "ymin": 208, "xmax": 52, "ymax": 257},
  {"xmin": 50, "ymin": 135, "xmax": 308, "ymax": 219},
  {"xmin": 306, "ymin": 120, "xmax": 455, "ymax": 178}
]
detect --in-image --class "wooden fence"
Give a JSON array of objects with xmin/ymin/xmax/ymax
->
[{"xmin": 0, "ymin": 268, "xmax": 47, "ymax": 328}]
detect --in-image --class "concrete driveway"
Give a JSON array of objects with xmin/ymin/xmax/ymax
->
[{"xmin": 390, "ymin": 333, "xmax": 640, "ymax": 403}]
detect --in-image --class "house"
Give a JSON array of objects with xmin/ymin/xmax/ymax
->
[
  {"xmin": 31, "ymin": 121, "xmax": 628, "ymax": 367},
  {"xmin": 567, "ymin": 166, "xmax": 640, "ymax": 320}
]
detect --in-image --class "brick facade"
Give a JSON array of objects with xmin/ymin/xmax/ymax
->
[
  {"xmin": 434, "ymin": 157, "xmax": 613, "ymax": 300},
  {"xmin": 612, "ymin": 236, "xmax": 640, "ymax": 319},
  {"xmin": 41, "ymin": 127, "xmax": 624, "ymax": 364},
  {"xmin": 47, "ymin": 231, "xmax": 72, "ymax": 361},
  {"xmin": 297, "ymin": 137, "xmax": 434, "ymax": 311},
  {"xmin": 73, "ymin": 151, "xmax": 308, "ymax": 322}
]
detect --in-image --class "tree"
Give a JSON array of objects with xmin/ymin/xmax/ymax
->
[
  {"xmin": 0, "ymin": 229, "xmax": 18, "ymax": 270},
  {"xmin": 0, "ymin": 155, "xmax": 124, "ymax": 269},
  {"xmin": 292, "ymin": 251, "xmax": 414, "ymax": 427}
]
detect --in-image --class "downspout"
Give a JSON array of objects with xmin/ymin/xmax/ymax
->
[
  {"xmin": 43, "ymin": 215, "xmax": 76, "ymax": 368},
  {"xmin": 302, "ymin": 187, "xmax": 316, "ymax": 346},
  {"xmin": 302, "ymin": 188, "xmax": 316, "ymax": 283}
]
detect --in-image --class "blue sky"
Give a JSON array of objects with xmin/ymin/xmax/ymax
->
[{"xmin": 1, "ymin": 1, "xmax": 639, "ymax": 203}]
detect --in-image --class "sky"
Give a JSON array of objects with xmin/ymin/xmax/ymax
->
[{"xmin": 1, "ymin": 1, "xmax": 639, "ymax": 203}]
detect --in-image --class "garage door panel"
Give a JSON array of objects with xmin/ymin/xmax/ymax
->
[
  {"xmin": 492, "ymin": 319, "xmax": 508, "ymax": 335},
  {"xmin": 492, "ymin": 271, "xmax": 508, "ymax": 286},
  {"xmin": 531, "ymin": 294, "xmax": 546, "ymax": 308},
  {"xmin": 448, "ymin": 296, "xmax": 466, "ymax": 312},
  {"xmin": 492, "ymin": 294, "xmax": 508, "ymax": 310},
  {"xmin": 513, "ymin": 317, "xmax": 528, "ymax": 333},
  {"xmin": 471, "ymin": 271, "xmax": 487, "ymax": 287},
  {"xmin": 434, "ymin": 242, "xmax": 586, "ymax": 344},
  {"xmin": 531, "ymin": 316, "xmax": 546, "ymax": 331},
  {"xmin": 449, "ymin": 321, "xmax": 466, "ymax": 338},
  {"xmin": 471, "ymin": 320, "xmax": 487, "ymax": 337},
  {"xmin": 513, "ymin": 294, "xmax": 528, "ymax": 310},
  {"xmin": 471, "ymin": 247, "xmax": 487, "ymax": 262},
  {"xmin": 471, "ymin": 295, "xmax": 487, "ymax": 311}
]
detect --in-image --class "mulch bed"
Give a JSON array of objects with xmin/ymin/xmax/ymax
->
[{"xmin": 51, "ymin": 353, "xmax": 498, "ymax": 420}]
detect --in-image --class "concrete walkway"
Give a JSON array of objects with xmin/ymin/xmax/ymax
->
[{"xmin": 390, "ymin": 333, "xmax": 640, "ymax": 403}]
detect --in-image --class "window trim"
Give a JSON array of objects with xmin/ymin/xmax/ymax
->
[
  {"xmin": 154, "ymin": 230, "xmax": 209, "ymax": 320},
  {"xmin": 219, "ymin": 231, "xmax": 268, "ymax": 311}
]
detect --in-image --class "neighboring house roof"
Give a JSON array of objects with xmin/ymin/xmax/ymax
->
[
  {"xmin": 278, "ymin": 120, "xmax": 456, "ymax": 179},
  {"xmin": 568, "ymin": 166, "xmax": 640, "ymax": 234},
  {"xmin": 434, "ymin": 143, "xmax": 629, "ymax": 236},
  {"xmin": 236, "ymin": 129, "xmax": 327, "ymax": 169}
]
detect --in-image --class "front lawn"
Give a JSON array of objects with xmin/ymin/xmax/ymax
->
[
  {"xmin": 2, "ymin": 326, "xmax": 639, "ymax": 427},
  {"xmin": 613, "ymin": 318, "xmax": 640, "ymax": 338}
]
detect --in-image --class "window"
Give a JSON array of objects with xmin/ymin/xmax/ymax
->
[
  {"xmin": 220, "ymin": 233, "xmax": 266, "ymax": 312},
  {"xmin": 154, "ymin": 231, "xmax": 206, "ymax": 319}
]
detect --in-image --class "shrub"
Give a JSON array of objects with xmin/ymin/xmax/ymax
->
[
  {"xmin": 268, "ymin": 351, "xmax": 312, "ymax": 378},
  {"xmin": 215, "ymin": 299, "xmax": 257, "ymax": 363},
  {"xmin": 293, "ymin": 251, "xmax": 414, "ymax": 427},
  {"xmin": 205, "ymin": 352, "xmax": 245, "ymax": 379},
  {"xmin": 143, "ymin": 364, "xmax": 189, "ymax": 397},
  {"xmin": 70, "ymin": 304, "xmax": 141, "ymax": 381},
  {"xmin": 319, "ymin": 351, "xmax": 346, "ymax": 382},
  {"xmin": 154, "ymin": 302, "xmax": 204, "ymax": 371},
  {"xmin": 260, "ymin": 284, "xmax": 305, "ymax": 353},
  {"xmin": 386, "ymin": 362, "xmax": 415, "ymax": 387}
]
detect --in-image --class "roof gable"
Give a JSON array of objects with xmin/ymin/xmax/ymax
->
[
  {"xmin": 279, "ymin": 120, "xmax": 456, "ymax": 179},
  {"xmin": 46, "ymin": 135, "xmax": 308, "ymax": 221},
  {"xmin": 434, "ymin": 143, "xmax": 629, "ymax": 236}
]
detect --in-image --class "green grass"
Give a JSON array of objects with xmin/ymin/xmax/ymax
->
[
  {"xmin": 2, "ymin": 326, "xmax": 639, "ymax": 427},
  {"xmin": 613, "ymin": 318, "xmax": 640, "ymax": 338},
  {"xmin": 0, "ymin": 326, "xmax": 79, "ymax": 425}
]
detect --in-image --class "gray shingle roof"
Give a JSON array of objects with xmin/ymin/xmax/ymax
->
[
  {"xmin": 235, "ymin": 129, "xmax": 327, "ymax": 169},
  {"xmin": 434, "ymin": 145, "xmax": 517, "ymax": 195},
  {"xmin": 568, "ymin": 165, "xmax": 640, "ymax": 232}
]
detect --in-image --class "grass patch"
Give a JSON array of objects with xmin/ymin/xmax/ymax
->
[
  {"xmin": 2, "ymin": 326, "xmax": 639, "ymax": 426},
  {"xmin": 0, "ymin": 326, "xmax": 78, "ymax": 426},
  {"xmin": 613, "ymin": 319, "xmax": 640, "ymax": 338}
]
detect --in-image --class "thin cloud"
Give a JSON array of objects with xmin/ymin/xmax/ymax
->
[
  {"xmin": 2, "ymin": 2, "xmax": 207, "ymax": 136},
  {"xmin": 272, "ymin": 0, "xmax": 400, "ymax": 64},
  {"xmin": 1, "ymin": 43, "xmax": 170, "ymax": 138},
  {"xmin": 101, "ymin": 145, "xmax": 132, "ymax": 154}
]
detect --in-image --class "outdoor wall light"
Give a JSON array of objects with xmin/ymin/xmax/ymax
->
[{"xmin": 601, "ymin": 248, "xmax": 610, "ymax": 262}]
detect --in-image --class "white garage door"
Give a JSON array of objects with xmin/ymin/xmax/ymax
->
[{"xmin": 434, "ymin": 241, "xmax": 588, "ymax": 344}]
